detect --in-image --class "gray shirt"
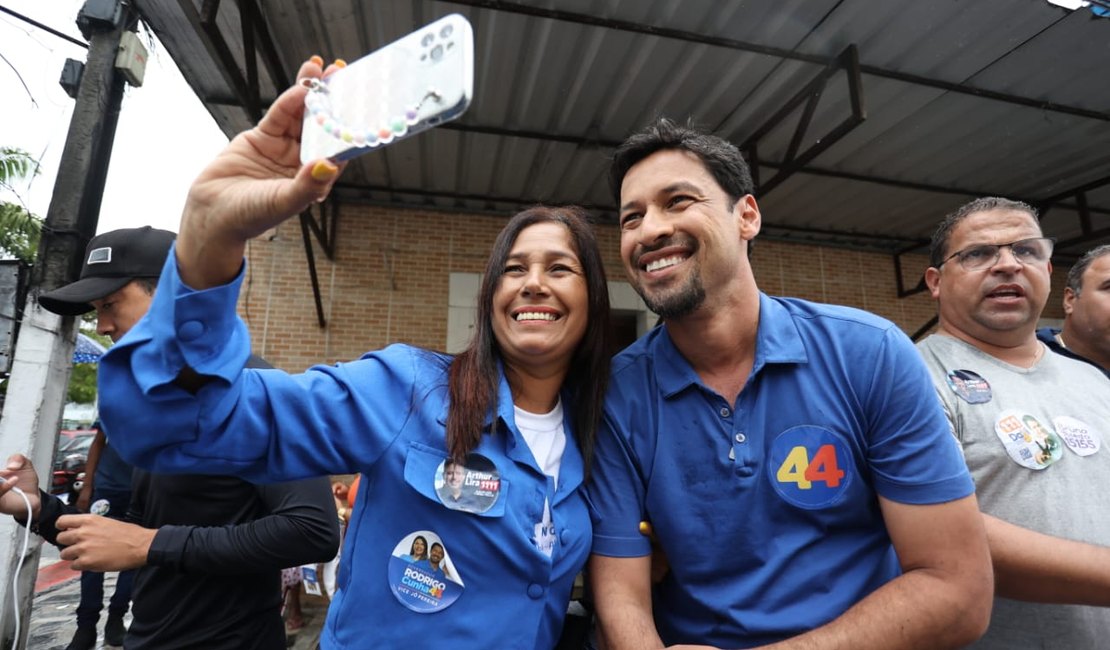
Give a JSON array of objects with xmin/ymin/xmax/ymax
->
[{"xmin": 918, "ymin": 334, "xmax": 1110, "ymax": 649}]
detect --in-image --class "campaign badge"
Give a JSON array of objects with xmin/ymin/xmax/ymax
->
[
  {"xmin": 89, "ymin": 499, "xmax": 111, "ymax": 516},
  {"xmin": 1053, "ymin": 416, "xmax": 1101, "ymax": 457},
  {"xmin": 994, "ymin": 410, "xmax": 1063, "ymax": 470},
  {"xmin": 388, "ymin": 530, "xmax": 464, "ymax": 613},
  {"xmin": 945, "ymin": 369, "xmax": 992, "ymax": 404},
  {"xmin": 435, "ymin": 454, "xmax": 500, "ymax": 514},
  {"xmin": 767, "ymin": 425, "xmax": 854, "ymax": 509}
]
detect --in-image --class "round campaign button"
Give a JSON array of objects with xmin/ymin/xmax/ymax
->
[
  {"xmin": 945, "ymin": 369, "xmax": 992, "ymax": 404},
  {"xmin": 1053, "ymin": 415, "xmax": 1101, "ymax": 457},
  {"xmin": 767, "ymin": 425, "xmax": 855, "ymax": 509},
  {"xmin": 89, "ymin": 499, "xmax": 111, "ymax": 516},
  {"xmin": 993, "ymin": 410, "xmax": 1063, "ymax": 470},
  {"xmin": 435, "ymin": 453, "xmax": 500, "ymax": 514},
  {"xmin": 388, "ymin": 530, "xmax": 465, "ymax": 613}
]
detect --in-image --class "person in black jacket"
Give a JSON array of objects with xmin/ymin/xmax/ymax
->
[{"xmin": 0, "ymin": 227, "xmax": 338, "ymax": 649}]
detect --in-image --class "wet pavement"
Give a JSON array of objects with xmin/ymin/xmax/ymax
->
[{"xmin": 29, "ymin": 544, "xmax": 328, "ymax": 649}]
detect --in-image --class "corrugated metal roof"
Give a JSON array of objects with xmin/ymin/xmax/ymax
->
[{"xmin": 134, "ymin": 0, "xmax": 1110, "ymax": 257}]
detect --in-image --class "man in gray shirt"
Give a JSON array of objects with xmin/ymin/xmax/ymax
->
[{"xmin": 917, "ymin": 196, "xmax": 1110, "ymax": 649}]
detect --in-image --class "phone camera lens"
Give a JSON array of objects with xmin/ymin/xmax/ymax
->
[
  {"xmin": 421, "ymin": 33, "xmax": 434, "ymax": 47},
  {"xmin": 431, "ymin": 44, "xmax": 444, "ymax": 61},
  {"xmin": 440, "ymin": 24, "xmax": 453, "ymax": 38}
]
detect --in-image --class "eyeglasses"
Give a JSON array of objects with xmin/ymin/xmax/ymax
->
[{"xmin": 939, "ymin": 237, "xmax": 1056, "ymax": 271}]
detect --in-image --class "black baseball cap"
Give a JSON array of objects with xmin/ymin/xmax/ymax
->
[{"xmin": 38, "ymin": 226, "xmax": 176, "ymax": 316}]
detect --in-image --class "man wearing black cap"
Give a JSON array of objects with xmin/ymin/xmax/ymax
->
[{"xmin": 0, "ymin": 227, "xmax": 339, "ymax": 649}]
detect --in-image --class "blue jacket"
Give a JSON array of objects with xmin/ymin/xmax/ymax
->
[{"xmin": 99, "ymin": 249, "xmax": 592, "ymax": 649}]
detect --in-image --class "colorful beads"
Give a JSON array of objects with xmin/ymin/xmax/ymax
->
[{"xmin": 306, "ymin": 82, "xmax": 436, "ymax": 150}]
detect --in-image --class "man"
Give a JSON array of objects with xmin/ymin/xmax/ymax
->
[
  {"xmin": 917, "ymin": 197, "xmax": 1110, "ymax": 648},
  {"xmin": 0, "ymin": 226, "xmax": 339, "ymax": 649},
  {"xmin": 586, "ymin": 118, "xmax": 993, "ymax": 649},
  {"xmin": 66, "ymin": 424, "xmax": 134, "ymax": 650},
  {"xmin": 1036, "ymin": 244, "xmax": 1110, "ymax": 378},
  {"xmin": 436, "ymin": 459, "xmax": 478, "ymax": 511},
  {"xmin": 415, "ymin": 542, "xmax": 447, "ymax": 578}
]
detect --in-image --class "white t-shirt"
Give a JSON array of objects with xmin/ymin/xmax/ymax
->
[{"xmin": 515, "ymin": 401, "xmax": 565, "ymax": 557}]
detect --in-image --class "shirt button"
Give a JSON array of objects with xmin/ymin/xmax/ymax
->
[
  {"xmin": 735, "ymin": 433, "xmax": 747, "ymax": 443},
  {"xmin": 178, "ymin": 320, "xmax": 205, "ymax": 341},
  {"xmin": 527, "ymin": 583, "xmax": 544, "ymax": 599},
  {"xmin": 719, "ymin": 407, "xmax": 731, "ymax": 417},
  {"xmin": 560, "ymin": 529, "xmax": 570, "ymax": 544}
]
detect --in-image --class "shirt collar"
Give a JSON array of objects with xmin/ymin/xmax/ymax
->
[{"xmin": 653, "ymin": 292, "xmax": 809, "ymax": 398}]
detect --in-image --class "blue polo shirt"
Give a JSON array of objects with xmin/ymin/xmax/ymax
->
[
  {"xmin": 587, "ymin": 294, "xmax": 973, "ymax": 648},
  {"xmin": 98, "ymin": 248, "xmax": 592, "ymax": 650}
]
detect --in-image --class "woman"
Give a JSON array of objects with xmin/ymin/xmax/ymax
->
[
  {"xmin": 97, "ymin": 57, "xmax": 611, "ymax": 648},
  {"xmin": 400, "ymin": 536, "xmax": 429, "ymax": 563}
]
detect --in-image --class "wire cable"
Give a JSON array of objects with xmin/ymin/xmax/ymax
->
[{"xmin": 1, "ymin": 479, "xmax": 33, "ymax": 650}]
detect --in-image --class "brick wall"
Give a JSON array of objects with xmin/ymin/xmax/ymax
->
[{"xmin": 239, "ymin": 204, "xmax": 1068, "ymax": 371}]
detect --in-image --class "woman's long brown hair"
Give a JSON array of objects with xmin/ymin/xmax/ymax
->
[{"xmin": 446, "ymin": 206, "xmax": 612, "ymax": 475}]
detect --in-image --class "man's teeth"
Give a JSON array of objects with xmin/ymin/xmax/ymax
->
[
  {"xmin": 645, "ymin": 256, "xmax": 684, "ymax": 272},
  {"xmin": 515, "ymin": 312, "xmax": 557, "ymax": 321}
]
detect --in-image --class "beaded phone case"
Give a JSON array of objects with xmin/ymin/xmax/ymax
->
[{"xmin": 300, "ymin": 13, "xmax": 474, "ymax": 163}]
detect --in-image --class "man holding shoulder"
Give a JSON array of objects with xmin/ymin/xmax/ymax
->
[
  {"xmin": 586, "ymin": 119, "xmax": 993, "ymax": 649},
  {"xmin": 917, "ymin": 197, "xmax": 1110, "ymax": 648}
]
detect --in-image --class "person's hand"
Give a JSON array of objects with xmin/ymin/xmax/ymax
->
[
  {"xmin": 177, "ymin": 56, "xmax": 348, "ymax": 290},
  {"xmin": 0, "ymin": 454, "xmax": 42, "ymax": 520},
  {"xmin": 55, "ymin": 515, "xmax": 155, "ymax": 571},
  {"xmin": 76, "ymin": 481, "xmax": 93, "ymax": 513},
  {"xmin": 332, "ymin": 481, "xmax": 350, "ymax": 504}
]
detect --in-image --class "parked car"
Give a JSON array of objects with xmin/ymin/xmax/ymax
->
[{"xmin": 51, "ymin": 430, "xmax": 96, "ymax": 504}]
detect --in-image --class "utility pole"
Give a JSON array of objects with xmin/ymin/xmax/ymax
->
[{"xmin": 0, "ymin": 2, "xmax": 137, "ymax": 646}]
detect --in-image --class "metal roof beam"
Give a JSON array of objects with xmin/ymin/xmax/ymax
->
[
  {"xmin": 332, "ymin": 183, "xmax": 926, "ymax": 248},
  {"xmin": 741, "ymin": 44, "xmax": 866, "ymax": 196},
  {"xmin": 439, "ymin": 0, "xmax": 1110, "ymax": 123}
]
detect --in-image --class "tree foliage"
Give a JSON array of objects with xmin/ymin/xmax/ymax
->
[
  {"xmin": 0, "ymin": 148, "xmax": 42, "ymax": 264},
  {"xmin": 0, "ymin": 147, "xmax": 36, "ymax": 183}
]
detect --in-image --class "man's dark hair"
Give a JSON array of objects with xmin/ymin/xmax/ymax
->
[
  {"xmin": 134, "ymin": 277, "xmax": 159, "ymax": 295},
  {"xmin": 1067, "ymin": 244, "xmax": 1110, "ymax": 296},
  {"xmin": 608, "ymin": 117, "xmax": 755, "ymax": 208},
  {"xmin": 928, "ymin": 197, "xmax": 1039, "ymax": 269}
]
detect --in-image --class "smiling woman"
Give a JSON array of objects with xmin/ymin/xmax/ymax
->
[{"xmin": 96, "ymin": 194, "xmax": 612, "ymax": 649}]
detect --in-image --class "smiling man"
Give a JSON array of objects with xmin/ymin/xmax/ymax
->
[
  {"xmin": 917, "ymin": 198, "xmax": 1110, "ymax": 648},
  {"xmin": 1036, "ymin": 244, "xmax": 1110, "ymax": 378},
  {"xmin": 585, "ymin": 118, "xmax": 993, "ymax": 649}
]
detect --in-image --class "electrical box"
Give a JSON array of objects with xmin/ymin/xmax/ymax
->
[
  {"xmin": 115, "ymin": 30, "xmax": 148, "ymax": 87},
  {"xmin": 59, "ymin": 58, "xmax": 85, "ymax": 99},
  {"xmin": 76, "ymin": 0, "xmax": 124, "ymax": 39}
]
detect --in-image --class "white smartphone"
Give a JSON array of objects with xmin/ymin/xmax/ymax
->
[{"xmin": 300, "ymin": 13, "xmax": 474, "ymax": 163}]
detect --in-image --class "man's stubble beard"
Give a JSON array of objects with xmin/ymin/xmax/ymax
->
[{"xmin": 637, "ymin": 272, "xmax": 706, "ymax": 321}]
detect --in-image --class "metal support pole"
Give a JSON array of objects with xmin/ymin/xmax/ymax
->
[{"xmin": 0, "ymin": 4, "xmax": 133, "ymax": 646}]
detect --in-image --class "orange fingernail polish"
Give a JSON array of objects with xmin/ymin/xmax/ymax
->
[
  {"xmin": 311, "ymin": 161, "xmax": 339, "ymax": 181},
  {"xmin": 309, "ymin": 55, "xmax": 324, "ymax": 67},
  {"xmin": 333, "ymin": 59, "xmax": 347, "ymax": 69}
]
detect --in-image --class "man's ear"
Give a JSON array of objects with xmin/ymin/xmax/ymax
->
[
  {"xmin": 924, "ymin": 267, "xmax": 942, "ymax": 298},
  {"xmin": 1063, "ymin": 286, "xmax": 1076, "ymax": 315},
  {"xmin": 736, "ymin": 195, "xmax": 761, "ymax": 242}
]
